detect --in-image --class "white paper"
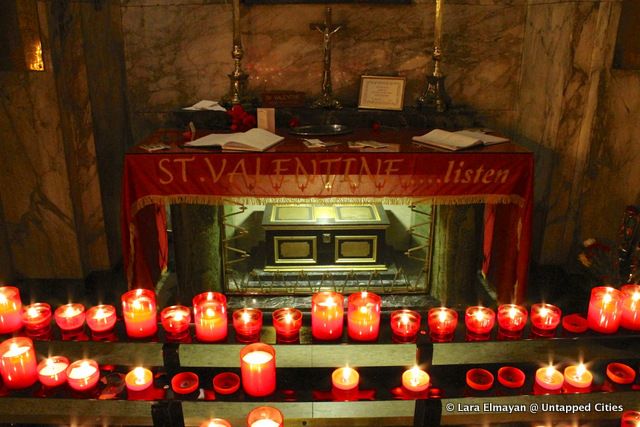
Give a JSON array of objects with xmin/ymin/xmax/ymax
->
[
  {"xmin": 412, "ymin": 129, "xmax": 482, "ymax": 151},
  {"xmin": 185, "ymin": 128, "xmax": 284, "ymax": 152},
  {"xmin": 183, "ymin": 100, "xmax": 227, "ymax": 111},
  {"xmin": 455, "ymin": 130, "xmax": 509, "ymax": 145}
]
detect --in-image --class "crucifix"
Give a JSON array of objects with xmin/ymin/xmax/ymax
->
[{"xmin": 310, "ymin": 7, "xmax": 344, "ymax": 109}]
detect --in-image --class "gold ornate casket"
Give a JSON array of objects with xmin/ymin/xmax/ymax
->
[{"xmin": 262, "ymin": 204, "xmax": 390, "ymax": 271}]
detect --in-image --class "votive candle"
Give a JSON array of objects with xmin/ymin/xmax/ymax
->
[
  {"xmin": 466, "ymin": 368, "xmax": 494, "ymax": 391},
  {"xmin": 86, "ymin": 304, "xmax": 117, "ymax": 333},
  {"xmin": 246, "ymin": 406, "xmax": 283, "ymax": 427},
  {"xmin": 465, "ymin": 306, "xmax": 495, "ymax": 337},
  {"xmin": 193, "ymin": 292, "xmax": 227, "ymax": 342},
  {"xmin": 402, "ymin": 366, "xmax": 430, "ymax": 392},
  {"xmin": 125, "ymin": 366, "xmax": 153, "ymax": 392},
  {"xmin": 67, "ymin": 359, "xmax": 100, "ymax": 391},
  {"xmin": 497, "ymin": 304, "xmax": 527, "ymax": 334},
  {"xmin": 564, "ymin": 363, "xmax": 593, "ymax": 389},
  {"xmin": 427, "ymin": 307, "xmax": 458, "ymax": 342},
  {"xmin": 620, "ymin": 284, "xmax": 640, "ymax": 331},
  {"xmin": 21, "ymin": 302, "xmax": 52, "ymax": 332},
  {"xmin": 122, "ymin": 289, "xmax": 158, "ymax": 338},
  {"xmin": 390, "ymin": 309, "xmax": 421, "ymax": 342},
  {"xmin": 347, "ymin": 291, "xmax": 381, "ymax": 341},
  {"xmin": 0, "ymin": 286, "xmax": 22, "ymax": 334},
  {"xmin": 530, "ymin": 303, "xmax": 561, "ymax": 336},
  {"xmin": 37, "ymin": 356, "xmax": 69, "ymax": 388},
  {"xmin": 535, "ymin": 366, "xmax": 564, "ymax": 391},
  {"xmin": 332, "ymin": 366, "xmax": 359, "ymax": 391},
  {"xmin": 621, "ymin": 411, "xmax": 640, "ymax": 427},
  {"xmin": 54, "ymin": 303, "xmax": 86, "ymax": 331},
  {"xmin": 240, "ymin": 343, "xmax": 276, "ymax": 397},
  {"xmin": 200, "ymin": 419, "xmax": 232, "ymax": 427},
  {"xmin": 606, "ymin": 362, "xmax": 636, "ymax": 385},
  {"xmin": 311, "ymin": 291, "xmax": 343, "ymax": 341},
  {"xmin": 0, "ymin": 337, "xmax": 38, "ymax": 389},
  {"xmin": 233, "ymin": 308, "xmax": 263, "ymax": 343},
  {"xmin": 272, "ymin": 308, "xmax": 302, "ymax": 342},
  {"xmin": 587, "ymin": 286, "xmax": 623, "ymax": 333},
  {"xmin": 161, "ymin": 305, "xmax": 191, "ymax": 337}
]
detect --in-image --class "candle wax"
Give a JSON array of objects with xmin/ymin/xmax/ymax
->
[{"xmin": 251, "ymin": 420, "xmax": 280, "ymax": 427}]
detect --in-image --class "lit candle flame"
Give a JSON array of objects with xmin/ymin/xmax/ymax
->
[
  {"xmin": 27, "ymin": 306, "xmax": 39, "ymax": 318},
  {"xmin": 284, "ymin": 312, "xmax": 293, "ymax": 323},
  {"xmin": 400, "ymin": 314, "xmax": 410, "ymax": 325},
  {"xmin": 438, "ymin": 309, "xmax": 448, "ymax": 322},
  {"xmin": 241, "ymin": 311, "xmax": 251, "ymax": 323},
  {"xmin": 133, "ymin": 367, "xmax": 146, "ymax": 384},
  {"xmin": 539, "ymin": 307, "xmax": 549, "ymax": 317},
  {"xmin": 603, "ymin": 293, "xmax": 612, "ymax": 304},
  {"xmin": 132, "ymin": 299, "xmax": 142, "ymax": 310},
  {"xmin": 359, "ymin": 306, "xmax": 368, "ymax": 314},
  {"xmin": 633, "ymin": 292, "xmax": 640, "ymax": 302},
  {"xmin": 205, "ymin": 308, "xmax": 215, "ymax": 317},
  {"xmin": 342, "ymin": 367, "xmax": 352, "ymax": 382},
  {"xmin": 474, "ymin": 309, "xmax": 485, "ymax": 321},
  {"xmin": 173, "ymin": 311, "xmax": 184, "ymax": 321},
  {"xmin": 545, "ymin": 366, "xmax": 555, "ymax": 379},
  {"xmin": 0, "ymin": 293, "xmax": 7, "ymax": 304},
  {"xmin": 508, "ymin": 307, "xmax": 518, "ymax": 319},
  {"xmin": 94, "ymin": 308, "xmax": 106, "ymax": 320},
  {"xmin": 361, "ymin": 291, "xmax": 368, "ymax": 298},
  {"xmin": 575, "ymin": 363, "xmax": 586, "ymax": 379},
  {"xmin": 410, "ymin": 366, "xmax": 422, "ymax": 386},
  {"xmin": 64, "ymin": 305, "xmax": 77, "ymax": 317}
]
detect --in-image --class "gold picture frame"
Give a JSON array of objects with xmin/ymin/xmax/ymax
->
[{"xmin": 358, "ymin": 75, "xmax": 406, "ymax": 111}]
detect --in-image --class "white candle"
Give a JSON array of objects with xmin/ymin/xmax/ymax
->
[
  {"xmin": 3, "ymin": 344, "xmax": 30, "ymax": 358},
  {"xmin": 38, "ymin": 359, "xmax": 67, "ymax": 376},
  {"xmin": 68, "ymin": 362, "xmax": 98, "ymax": 380},
  {"xmin": 250, "ymin": 420, "xmax": 280, "ymax": 427},
  {"xmin": 242, "ymin": 350, "xmax": 273, "ymax": 365},
  {"xmin": 434, "ymin": 0, "xmax": 444, "ymax": 48}
]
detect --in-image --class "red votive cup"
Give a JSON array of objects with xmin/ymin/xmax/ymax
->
[
  {"xmin": 125, "ymin": 366, "xmax": 153, "ymax": 392},
  {"xmin": 246, "ymin": 406, "xmax": 284, "ymax": 427},
  {"xmin": 240, "ymin": 343, "xmax": 276, "ymax": 397},
  {"xmin": 497, "ymin": 304, "xmax": 527, "ymax": 338},
  {"xmin": 535, "ymin": 366, "xmax": 564, "ymax": 391},
  {"xmin": 621, "ymin": 284, "xmax": 640, "ymax": 331},
  {"xmin": 390, "ymin": 309, "xmax": 421, "ymax": 343},
  {"xmin": 466, "ymin": 368, "xmax": 494, "ymax": 391},
  {"xmin": 606, "ymin": 362, "xmax": 636, "ymax": 385},
  {"xmin": 332, "ymin": 366, "xmax": 359, "ymax": 391},
  {"xmin": 428, "ymin": 307, "xmax": 458, "ymax": 342},
  {"xmin": 311, "ymin": 291, "xmax": 343, "ymax": 341},
  {"xmin": 161, "ymin": 305, "xmax": 191, "ymax": 338},
  {"xmin": 465, "ymin": 306, "xmax": 495, "ymax": 340},
  {"xmin": 347, "ymin": 291, "xmax": 381, "ymax": 342},
  {"xmin": 530, "ymin": 303, "xmax": 561, "ymax": 336},
  {"xmin": 0, "ymin": 286, "xmax": 23, "ymax": 334},
  {"xmin": 86, "ymin": 304, "xmax": 117, "ymax": 333},
  {"xmin": 0, "ymin": 337, "xmax": 38, "ymax": 389},
  {"xmin": 193, "ymin": 292, "xmax": 227, "ymax": 343},
  {"xmin": 587, "ymin": 286, "xmax": 623, "ymax": 333},
  {"xmin": 200, "ymin": 419, "xmax": 232, "ymax": 427},
  {"xmin": 21, "ymin": 302, "xmax": 52, "ymax": 332},
  {"xmin": 171, "ymin": 371, "xmax": 199, "ymax": 395},
  {"xmin": 562, "ymin": 313, "xmax": 589, "ymax": 333},
  {"xmin": 233, "ymin": 308, "xmax": 263, "ymax": 343},
  {"xmin": 54, "ymin": 303, "xmax": 86, "ymax": 331},
  {"xmin": 66, "ymin": 359, "xmax": 100, "ymax": 391},
  {"xmin": 497, "ymin": 366, "xmax": 525, "ymax": 388},
  {"xmin": 621, "ymin": 411, "xmax": 640, "ymax": 427},
  {"xmin": 122, "ymin": 289, "xmax": 157, "ymax": 338},
  {"xmin": 37, "ymin": 356, "xmax": 69, "ymax": 388},
  {"xmin": 564, "ymin": 364, "xmax": 593, "ymax": 389},
  {"xmin": 402, "ymin": 366, "xmax": 430, "ymax": 392},
  {"xmin": 272, "ymin": 308, "xmax": 302, "ymax": 343},
  {"xmin": 213, "ymin": 372, "xmax": 241, "ymax": 395}
]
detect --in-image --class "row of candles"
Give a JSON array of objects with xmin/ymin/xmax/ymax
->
[{"xmin": 1, "ymin": 285, "xmax": 639, "ymax": 343}]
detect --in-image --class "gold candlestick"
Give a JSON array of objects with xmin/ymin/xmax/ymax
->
[
  {"xmin": 221, "ymin": 0, "xmax": 254, "ymax": 107},
  {"xmin": 417, "ymin": 0, "xmax": 449, "ymax": 112}
]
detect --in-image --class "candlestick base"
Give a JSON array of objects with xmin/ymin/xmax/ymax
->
[{"xmin": 417, "ymin": 74, "xmax": 449, "ymax": 113}]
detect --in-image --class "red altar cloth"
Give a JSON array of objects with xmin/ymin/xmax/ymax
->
[{"xmin": 122, "ymin": 129, "xmax": 533, "ymax": 303}]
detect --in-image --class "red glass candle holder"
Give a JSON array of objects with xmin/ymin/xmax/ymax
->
[
  {"xmin": 530, "ymin": 303, "xmax": 561, "ymax": 336},
  {"xmin": 465, "ymin": 306, "xmax": 495, "ymax": 339},
  {"xmin": 497, "ymin": 366, "xmax": 525, "ymax": 388},
  {"xmin": 246, "ymin": 406, "xmax": 284, "ymax": 427},
  {"xmin": 171, "ymin": 371, "xmax": 199, "ymax": 395},
  {"xmin": 66, "ymin": 359, "xmax": 100, "ymax": 391},
  {"xmin": 466, "ymin": 368, "xmax": 494, "ymax": 391},
  {"xmin": 390, "ymin": 309, "xmax": 421, "ymax": 343},
  {"xmin": 497, "ymin": 304, "xmax": 527, "ymax": 338},
  {"xmin": 240, "ymin": 343, "xmax": 276, "ymax": 397},
  {"xmin": 21, "ymin": 302, "xmax": 52, "ymax": 332},
  {"xmin": 272, "ymin": 308, "xmax": 302, "ymax": 343},
  {"xmin": 125, "ymin": 366, "xmax": 153, "ymax": 392},
  {"xmin": 564, "ymin": 364, "xmax": 593, "ymax": 389},
  {"xmin": 200, "ymin": 419, "xmax": 232, "ymax": 427},
  {"xmin": 160, "ymin": 305, "xmax": 191, "ymax": 338},
  {"xmin": 621, "ymin": 284, "xmax": 640, "ymax": 331},
  {"xmin": 332, "ymin": 366, "xmax": 359, "ymax": 391},
  {"xmin": 37, "ymin": 356, "xmax": 69, "ymax": 388},
  {"xmin": 213, "ymin": 372, "xmax": 240, "ymax": 395},
  {"xmin": 122, "ymin": 289, "xmax": 158, "ymax": 338},
  {"xmin": 606, "ymin": 362, "xmax": 636, "ymax": 385},
  {"xmin": 311, "ymin": 291, "xmax": 344, "ymax": 341},
  {"xmin": 562, "ymin": 313, "xmax": 589, "ymax": 333},
  {"xmin": 427, "ymin": 307, "xmax": 458, "ymax": 342},
  {"xmin": 402, "ymin": 367, "xmax": 430, "ymax": 392},
  {"xmin": 193, "ymin": 292, "xmax": 227, "ymax": 343},
  {"xmin": 347, "ymin": 291, "xmax": 381, "ymax": 342},
  {"xmin": 621, "ymin": 411, "xmax": 640, "ymax": 427},
  {"xmin": 535, "ymin": 366, "xmax": 564, "ymax": 391},
  {"xmin": 0, "ymin": 336, "xmax": 38, "ymax": 389},
  {"xmin": 587, "ymin": 286, "xmax": 623, "ymax": 333},
  {"xmin": 0, "ymin": 286, "xmax": 22, "ymax": 334},
  {"xmin": 54, "ymin": 303, "xmax": 86, "ymax": 331},
  {"xmin": 86, "ymin": 304, "xmax": 117, "ymax": 333},
  {"xmin": 233, "ymin": 308, "xmax": 263, "ymax": 343}
]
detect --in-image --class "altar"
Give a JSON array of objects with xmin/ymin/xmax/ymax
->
[{"xmin": 122, "ymin": 128, "xmax": 533, "ymax": 304}]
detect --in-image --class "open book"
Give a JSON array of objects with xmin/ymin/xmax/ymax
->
[
  {"xmin": 412, "ymin": 129, "xmax": 509, "ymax": 151},
  {"xmin": 185, "ymin": 128, "xmax": 284, "ymax": 151}
]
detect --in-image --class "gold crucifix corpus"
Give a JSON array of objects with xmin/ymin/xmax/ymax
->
[{"xmin": 310, "ymin": 7, "xmax": 344, "ymax": 109}]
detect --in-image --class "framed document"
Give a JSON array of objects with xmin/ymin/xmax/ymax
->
[{"xmin": 358, "ymin": 75, "xmax": 406, "ymax": 111}]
